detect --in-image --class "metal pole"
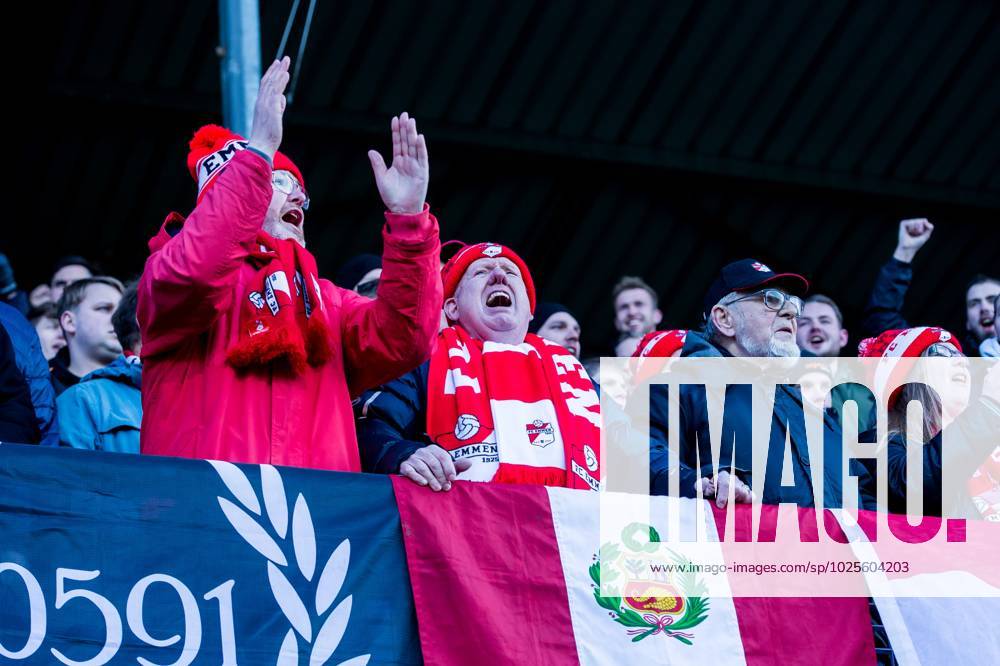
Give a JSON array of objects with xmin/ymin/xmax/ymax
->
[{"xmin": 218, "ymin": 0, "xmax": 261, "ymax": 137}]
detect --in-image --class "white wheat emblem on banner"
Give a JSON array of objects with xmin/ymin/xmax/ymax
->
[{"xmin": 209, "ymin": 460, "xmax": 370, "ymax": 666}]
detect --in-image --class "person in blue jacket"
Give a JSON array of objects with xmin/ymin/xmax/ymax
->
[
  {"xmin": 0, "ymin": 324, "xmax": 40, "ymax": 443},
  {"xmin": 650, "ymin": 258, "xmax": 876, "ymax": 510},
  {"xmin": 0, "ymin": 301, "xmax": 58, "ymax": 445},
  {"xmin": 862, "ymin": 218, "xmax": 998, "ymax": 356},
  {"xmin": 57, "ymin": 282, "xmax": 142, "ymax": 453}
]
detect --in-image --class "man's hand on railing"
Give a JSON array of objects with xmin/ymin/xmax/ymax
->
[{"xmin": 400, "ymin": 445, "xmax": 472, "ymax": 492}]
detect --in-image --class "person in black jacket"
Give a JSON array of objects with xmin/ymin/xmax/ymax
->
[{"xmin": 862, "ymin": 218, "xmax": 999, "ymax": 356}]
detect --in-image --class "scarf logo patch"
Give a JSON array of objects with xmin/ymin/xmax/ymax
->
[
  {"xmin": 584, "ymin": 444, "xmax": 598, "ymax": 472},
  {"xmin": 263, "ymin": 271, "xmax": 291, "ymax": 316},
  {"xmin": 454, "ymin": 414, "xmax": 481, "ymax": 441},
  {"xmin": 249, "ymin": 291, "xmax": 265, "ymax": 310},
  {"xmin": 525, "ymin": 419, "xmax": 555, "ymax": 448}
]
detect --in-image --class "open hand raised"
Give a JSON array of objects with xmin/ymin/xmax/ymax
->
[
  {"xmin": 247, "ymin": 57, "xmax": 291, "ymax": 160},
  {"xmin": 368, "ymin": 112, "xmax": 429, "ymax": 215}
]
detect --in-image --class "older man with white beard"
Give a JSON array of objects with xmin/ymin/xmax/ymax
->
[{"xmin": 649, "ymin": 259, "xmax": 875, "ymax": 508}]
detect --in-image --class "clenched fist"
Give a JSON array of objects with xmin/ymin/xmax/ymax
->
[{"xmin": 893, "ymin": 218, "xmax": 934, "ymax": 264}]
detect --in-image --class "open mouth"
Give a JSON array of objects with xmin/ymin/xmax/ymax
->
[
  {"xmin": 485, "ymin": 289, "xmax": 513, "ymax": 308},
  {"xmin": 282, "ymin": 209, "xmax": 303, "ymax": 227},
  {"xmin": 809, "ymin": 334, "xmax": 826, "ymax": 345},
  {"xmin": 951, "ymin": 371, "xmax": 969, "ymax": 385},
  {"xmin": 981, "ymin": 317, "xmax": 995, "ymax": 331}
]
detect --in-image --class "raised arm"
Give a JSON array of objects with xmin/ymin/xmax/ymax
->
[
  {"xmin": 138, "ymin": 59, "xmax": 292, "ymax": 356},
  {"xmin": 861, "ymin": 219, "xmax": 933, "ymax": 338},
  {"xmin": 340, "ymin": 113, "xmax": 442, "ymax": 393}
]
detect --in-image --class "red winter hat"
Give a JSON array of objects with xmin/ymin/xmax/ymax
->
[
  {"xmin": 633, "ymin": 330, "xmax": 689, "ymax": 359},
  {"xmin": 441, "ymin": 242, "xmax": 536, "ymax": 314},
  {"xmin": 631, "ymin": 330, "xmax": 688, "ymax": 384},
  {"xmin": 858, "ymin": 327, "xmax": 963, "ymax": 408},
  {"xmin": 187, "ymin": 125, "xmax": 306, "ymax": 203}
]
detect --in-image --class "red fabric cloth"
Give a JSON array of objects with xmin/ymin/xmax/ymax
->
[
  {"xmin": 710, "ymin": 504, "xmax": 876, "ymax": 666},
  {"xmin": 394, "ymin": 480, "xmax": 877, "ymax": 665},
  {"xmin": 426, "ymin": 326, "xmax": 601, "ymax": 490},
  {"xmin": 392, "ymin": 479, "xmax": 580, "ymax": 665},
  {"xmin": 138, "ymin": 149, "xmax": 442, "ymax": 471}
]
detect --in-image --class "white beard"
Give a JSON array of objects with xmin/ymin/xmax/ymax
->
[
  {"xmin": 262, "ymin": 216, "xmax": 306, "ymax": 248},
  {"xmin": 738, "ymin": 330, "xmax": 801, "ymax": 359},
  {"xmin": 768, "ymin": 337, "xmax": 801, "ymax": 358}
]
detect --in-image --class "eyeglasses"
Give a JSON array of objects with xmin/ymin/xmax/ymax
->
[
  {"xmin": 729, "ymin": 288, "xmax": 803, "ymax": 317},
  {"xmin": 355, "ymin": 278, "xmax": 379, "ymax": 298},
  {"xmin": 272, "ymin": 171, "xmax": 310, "ymax": 210},
  {"xmin": 924, "ymin": 343, "xmax": 964, "ymax": 358}
]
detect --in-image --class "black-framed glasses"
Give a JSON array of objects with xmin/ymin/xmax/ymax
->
[
  {"xmin": 355, "ymin": 278, "xmax": 379, "ymax": 298},
  {"xmin": 729, "ymin": 288, "xmax": 803, "ymax": 317},
  {"xmin": 272, "ymin": 170, "xmax": 310, "ymax": 210}
]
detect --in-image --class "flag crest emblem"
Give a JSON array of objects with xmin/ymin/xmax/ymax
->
[{"xmin": 590, "ymin": 523, "xmax": 709, "ymax": 645}]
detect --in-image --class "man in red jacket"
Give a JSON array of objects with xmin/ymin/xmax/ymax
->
[{"xmin": 138, "ymin": 57, "xmax": 442, "ymax": 470}]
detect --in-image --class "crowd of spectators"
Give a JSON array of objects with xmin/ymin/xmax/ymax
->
[{"xmin": 1, "ymin": 58, "xmax": 998, "ymax": 522}]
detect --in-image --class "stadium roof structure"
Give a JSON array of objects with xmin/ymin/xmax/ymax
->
[{"xmin": 22, "ymin": 0, "xmax": 1000, "ymax": 350}]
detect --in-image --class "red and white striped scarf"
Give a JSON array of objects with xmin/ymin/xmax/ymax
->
[
  {"xmin": 226, "ymin": 232, "xmax": 332, "ymax": 374},
  {"xmin": 427, "ymin": 326, "xmax": 601, "ymax": 490}
]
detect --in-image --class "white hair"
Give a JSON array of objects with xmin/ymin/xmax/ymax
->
[{"xmin": 706, "ymin": 291, "xmax": 800, "ymax": 358}]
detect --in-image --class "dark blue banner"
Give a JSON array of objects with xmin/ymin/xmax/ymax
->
[{"xmin": 0, "ymin": 444, "xmax": 422, "ymax": 665}]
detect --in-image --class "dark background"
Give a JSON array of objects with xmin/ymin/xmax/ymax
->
[{"xmin": 10, "ymin": 0, "xmax": 999, "ymax": 354}]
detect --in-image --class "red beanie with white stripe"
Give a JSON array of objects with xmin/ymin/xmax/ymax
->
[
  {"xmin": 441, "ymin": 242, "xmax": 537, "ymax": 315},
  {"xmin": 858, "ymin": 327, "xmax": 962, "ymax": 408},
  {"xmin": 630, "ymin": 330, "xmax": 688, "ymax": 384},
  {"xmin": 186, "ymin": 125, "xmax": 305, "ymax": 203}
]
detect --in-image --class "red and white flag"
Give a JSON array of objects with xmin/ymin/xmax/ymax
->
[{"xmin": 393, "ymin": 480, "xmax": 874, "ymax": 665}]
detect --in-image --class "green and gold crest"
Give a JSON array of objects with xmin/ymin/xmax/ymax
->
[{"xmin": 590, "ymin": 522, "xmax": 709, "ymax": 644}]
